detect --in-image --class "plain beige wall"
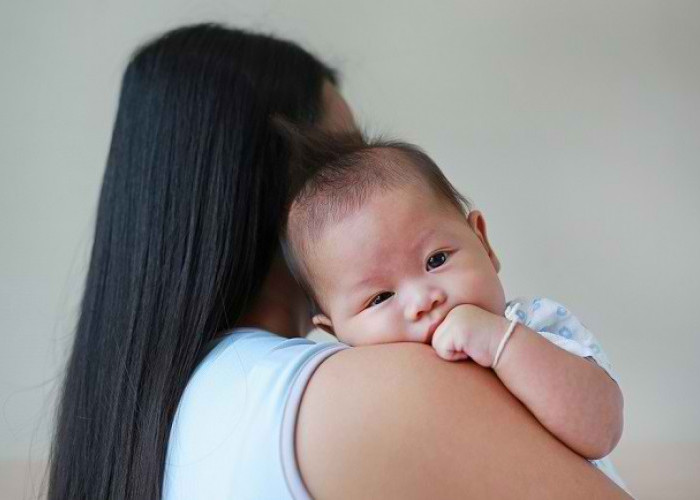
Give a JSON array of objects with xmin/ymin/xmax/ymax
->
[{"xmin": 1, "ymin": 0, "xmax": 699, "ymax": 497}]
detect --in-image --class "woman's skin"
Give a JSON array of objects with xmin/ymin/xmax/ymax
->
[
  {"xmin": 236, "ymin": 82, "xmax": 631, "ymax": 499},
  {"xmin": 297, "ymin": 344, "xmax": 630, "ymax": 499}
]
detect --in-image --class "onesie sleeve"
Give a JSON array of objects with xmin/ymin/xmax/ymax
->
[{"xmin": 505, "ymin": 297, "xmax": 619, "ymax": 384}]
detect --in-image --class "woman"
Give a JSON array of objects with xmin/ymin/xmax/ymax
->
[{"xmin": 48, "ymin": 24, "xmax": 630, "ymax": 499}]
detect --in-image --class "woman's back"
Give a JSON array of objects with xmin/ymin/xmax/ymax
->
[{"xmin": 163, "ymin": 329, "xmax": 347, "ymax": 499}]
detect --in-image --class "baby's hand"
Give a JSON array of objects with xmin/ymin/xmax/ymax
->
[{"xmin": 431, "ymin": 304, "xmax": 509, "ymax": 366}]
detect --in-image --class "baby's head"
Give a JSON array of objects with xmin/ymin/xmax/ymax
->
[{"xmin": 281, "ymin": 128, "xmax": 505, "ymax": 346}]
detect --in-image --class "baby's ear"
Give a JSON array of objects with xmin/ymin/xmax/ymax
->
[
  {"xmin": 467, "ymin": 210, "xmax": 501, "ymax": 273},
  {"xmin": 312, "ymin": 314, "xmax": 335, "ymax": 335}
]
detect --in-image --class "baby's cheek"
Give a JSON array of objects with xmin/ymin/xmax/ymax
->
[
  {"xmin": 333, "ymin": 315, "xmax": 364, "ymax": 346},
  {"xmin": 455, "ymin": 270, "xmax": 505, "ymax": 314},
  {"xmin": 342, "ymin": 310, "xmax": 407, "ymax": 346},
  {"xmin": 335, "ymin": 315, "xmax": 376, "ymax": 347},
  {"xmin": 477, "ymin": 272, "xmax": 506, "ymax": 314}
]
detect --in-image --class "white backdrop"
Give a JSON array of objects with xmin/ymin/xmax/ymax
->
[{"xmin": 2, "ymin": 0, "xmax": 699, "ymax": 497}]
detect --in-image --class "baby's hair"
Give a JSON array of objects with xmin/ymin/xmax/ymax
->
[{"xmin": 275, "ymin": 118, "xmax": 471, "ymax": 312}]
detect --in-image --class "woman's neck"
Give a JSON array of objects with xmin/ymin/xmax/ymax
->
[
  {"xmin": 235, "ymin": 254, "xmax": 312, "ymax": 339},
  {"xmin": 237, "ymin": 290, "xmax": 308, "ymax": 338}
]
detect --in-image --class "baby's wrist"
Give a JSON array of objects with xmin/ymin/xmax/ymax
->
[{"xmin": 486, "ymin": 313, "xmax": 513, "ymax": 365}]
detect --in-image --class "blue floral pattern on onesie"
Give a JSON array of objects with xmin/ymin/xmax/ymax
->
[{"xmin": 504, "ymin": 297, "xmax": 629, "ymax": 494}]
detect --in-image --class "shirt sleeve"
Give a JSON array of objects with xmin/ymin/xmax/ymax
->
[
  {"xmin": 505, "ymin": 297, "xmax": 619, "ymax": 384},
  {"xmin": 280, "ymin": 341, "xmax": 350, "ymax": 500}
]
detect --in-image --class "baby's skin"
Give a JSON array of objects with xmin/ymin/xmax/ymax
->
[{"xmin": 305, "ymin": 174, "xmax": 623, "ymax": 461}]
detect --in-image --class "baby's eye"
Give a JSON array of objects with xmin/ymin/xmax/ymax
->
[
  {"xmin": 426, "ymin": 251, "xmax": 449, "ymax": 270},
  {"xmin": 368, "ymin": 292, "xmax": 394, "ymax": 308}
]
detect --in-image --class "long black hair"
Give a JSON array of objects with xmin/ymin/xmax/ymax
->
[{"xmin": 48, "ymin": 23, "xmax": 336, "ymax": 500}]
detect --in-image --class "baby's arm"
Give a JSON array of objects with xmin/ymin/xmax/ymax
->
[
  {"xmin": 492, "ymin": 320, "xmax": 623, "ymax": 459},
  {"xmin": 431, "ymin": 304, "xmax": 623, "ymax": 459}
]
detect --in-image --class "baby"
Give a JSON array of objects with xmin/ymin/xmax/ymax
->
[{"xmin": 280, "ymin": 127, "xmax": 626, "ymax": 489}]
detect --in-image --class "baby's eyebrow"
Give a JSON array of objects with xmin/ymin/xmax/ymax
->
[{"xmin": 412, "ymin": 228, "xmax": 438, "ymax": 252}]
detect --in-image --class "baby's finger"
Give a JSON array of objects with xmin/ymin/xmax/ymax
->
[
  {"xmin": 440, "ymin": 350, "xmax": 470, "ymax": 362},
  {"xmin": 432, "ymin": 343, "xmax": 470, "ymax": 362}
]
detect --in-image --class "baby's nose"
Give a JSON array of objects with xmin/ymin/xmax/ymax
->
[{"xmin": 404, "ymin": 288, "xmax": 447, "ymax": 321}]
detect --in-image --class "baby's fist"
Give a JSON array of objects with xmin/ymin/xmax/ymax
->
[{"xmin": 431, "ymin": 304, "xmax": 508, "ymax": 366}]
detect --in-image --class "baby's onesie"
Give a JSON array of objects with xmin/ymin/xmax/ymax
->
[{"xmin": 505, "ymin": 297, "xmax": 628, "ymax": 492}]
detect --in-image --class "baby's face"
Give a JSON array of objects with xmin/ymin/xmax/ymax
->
[{"xmin": 309, "ymin": 182, "xmax": 505, "ymax": 346}]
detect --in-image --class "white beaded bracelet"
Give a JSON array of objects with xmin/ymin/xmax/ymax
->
[{"xmin": 491, "ymin": 303, "xmax": 521, "ymax": 369}]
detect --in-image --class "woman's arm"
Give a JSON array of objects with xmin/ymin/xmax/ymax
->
[{"xmin": 296, "ymin": 342, "xmax": 631, "ymax": 499}]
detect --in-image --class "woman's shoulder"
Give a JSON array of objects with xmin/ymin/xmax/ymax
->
[
  {"xmin": 198, "ymin": 328, "xmax": 347, "ymax": 375},
  {"xmin": 172, "ymin": 329, "xmax": 347, "ymax": 413},
  {"xmin": 168, "ymin": 327, "xmax": 349, "ymax": 451},
  {"xmin": 296, "ymin": 342, "xmax": 631, "ymax": 499}
]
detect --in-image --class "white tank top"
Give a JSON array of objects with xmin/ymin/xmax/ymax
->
[{"xmin": 163, "ymin": 328, "xmax": 349, "ymax": 499}]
